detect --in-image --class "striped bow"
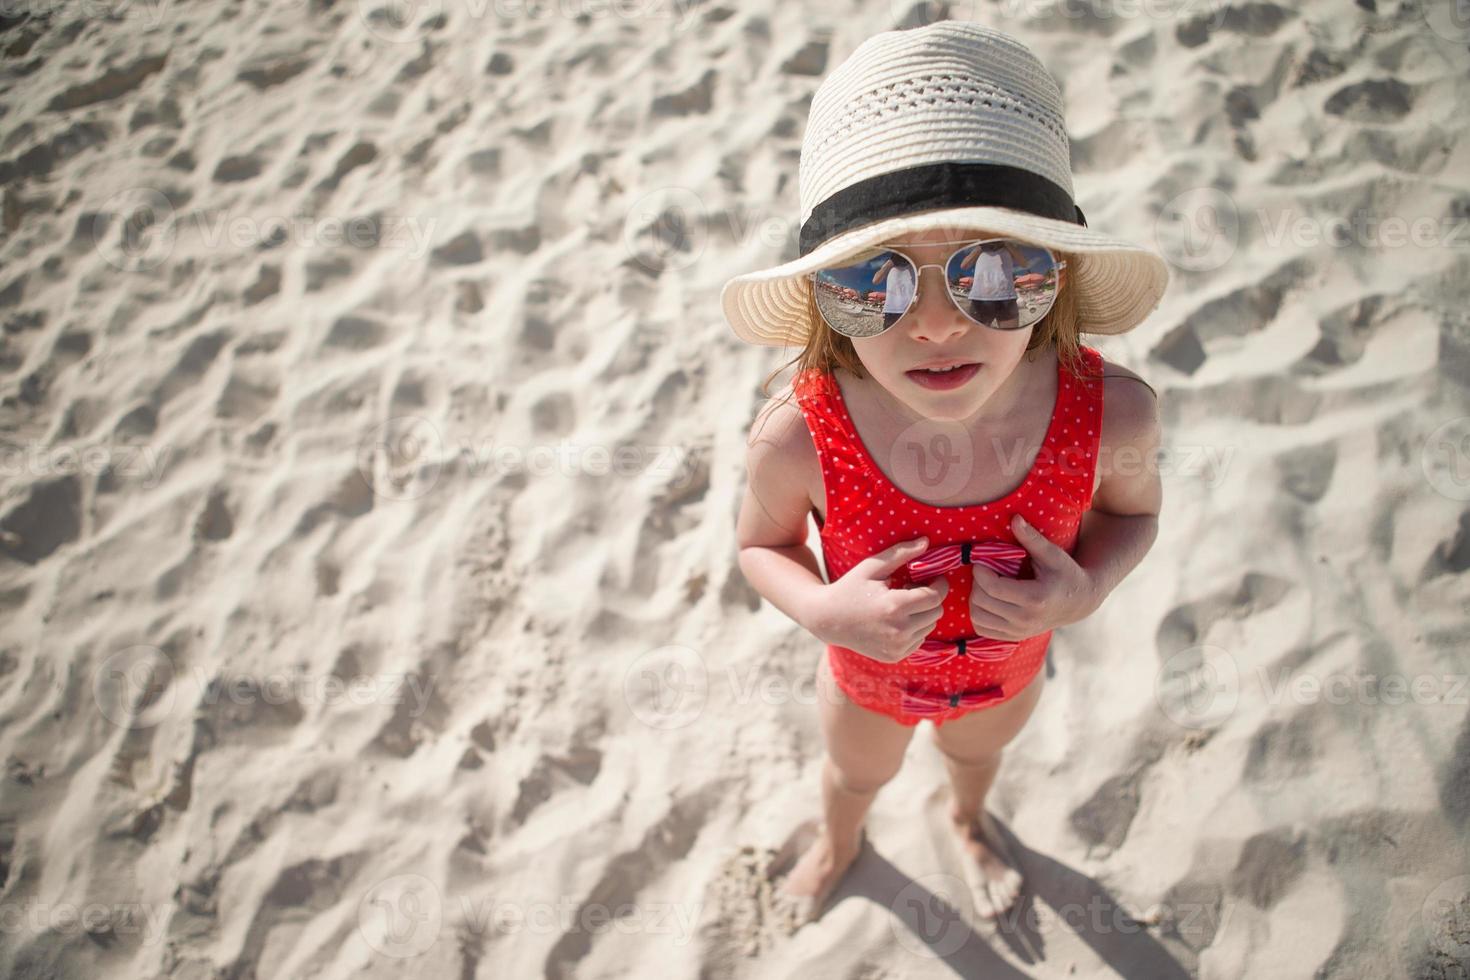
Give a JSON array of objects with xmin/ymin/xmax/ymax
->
[
  {"xmin": 902, "ymin": 539, "xmax": 1028, "ymax": 583},
  {"xmin": 893, "ymin": 539, "xmax": 1030, "ymax": 668},
  {"xmin": 905, "ymin": 633, "xmax": 1016, "ymax": 668},
  {"xmin": 900, "ymin": 684, "xmax": 1006, "ymax": 718}
]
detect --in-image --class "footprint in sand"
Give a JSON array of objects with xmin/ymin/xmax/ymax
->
[{"xmin": 704, "ymin": 818, "xmax": 842, "ymax": 954}]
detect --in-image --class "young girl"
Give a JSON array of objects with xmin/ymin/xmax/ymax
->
[{"xmin": 724, "ymin": 22, "xmax": 1169, "ymax": 925}]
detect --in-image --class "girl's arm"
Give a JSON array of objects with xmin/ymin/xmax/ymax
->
[
  {"xmin": 871, "ymin": 259, "xmax": 893, "ymax": 285},
  {"xmin": 968, "ymin": 365, "xmax": 1162, "ymax": 639},
  {"xmin": 1069, "ymin": 369, "xmax": 1162, "ymax": 605},
  {"xmin": 736, "ymin": 394, "xmax": 829, "ymax": 633}
]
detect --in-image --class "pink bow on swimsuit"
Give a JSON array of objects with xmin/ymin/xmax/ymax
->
[
  {"xmin": 900, "ymin": 684, "xmax": 1007, "ymax": 717},
  {"xmin": 901, "ymin": 539, "xmax": 1028, "ymax": 583},
  {"xmin": 892, "ymin": 539, "xmax": 1029, "ymax": 668},
  {"xmin": 906, "ymin": 633, "xmax": 1016, "ymax": 667}
]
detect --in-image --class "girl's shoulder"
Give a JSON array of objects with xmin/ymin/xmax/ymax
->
[
  {"xmin": 791, "ymin": 365, "xmax": 837, "ymax": 399},
  {"xmin": 1093, "ymin": 351, "xmax": 1156, "ymax": 398},
  {"xmin": 1092, "ymin": 353, "xmax": 1161, "ymax": 457},
  {"xmin": 1064, "ymin": 343, "xmax": 1107, "ymax": 383},
  {"xmin": 745, "ymin": 382, "xmax": 824, "ymax": 521}
]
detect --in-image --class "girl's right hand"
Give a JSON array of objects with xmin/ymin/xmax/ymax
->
[{"xmin": 806, "ymin": 536, "xmax": 949, "ymax": 664}]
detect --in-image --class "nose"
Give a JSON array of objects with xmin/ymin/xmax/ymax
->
[{"xmin": 906, "ymin": 265, "xmax": 969, "ymax": 343}]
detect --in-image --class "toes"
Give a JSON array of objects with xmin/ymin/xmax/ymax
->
[
  {"xmin": 973, "ymin": 869, "xmax": 1023, "ymax": 920},
  {"xmin": 770, "ymin": 891, "xmax": 818, "ymax": 936},
  {"xmin": 981, "ymin": 881, "xmax": 1005, "ymax": 919},
  {"xmin": 767, "ymin": 818, "xmax": 822, "ymax": 883},
  {"xmin": 998, "ymin": 884, "xmax": 1018, "ymax": 913}
]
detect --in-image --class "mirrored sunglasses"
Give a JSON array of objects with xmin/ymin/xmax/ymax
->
[{"xmin": 806, "ymin": 237, "xmax": 1067, "ymax": 339}]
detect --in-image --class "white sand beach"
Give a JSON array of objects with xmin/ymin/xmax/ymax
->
[{"xmin": 0, "ymin": 0, "xmax": 1468, "ymax": 977}]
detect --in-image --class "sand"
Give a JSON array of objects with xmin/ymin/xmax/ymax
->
[{"xmin": 0, "ymin": 0, "xmax": 1468, "ymax": 977}]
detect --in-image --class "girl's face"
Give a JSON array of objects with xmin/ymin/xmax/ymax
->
[{"xmin": 850, "ymin": 226, "xmax": 1035, "ymax": 423}]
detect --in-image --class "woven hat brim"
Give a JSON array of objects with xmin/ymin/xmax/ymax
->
[{"xmin": 720, "ymin": 206, "xmax": 1170, "ymax": 348}]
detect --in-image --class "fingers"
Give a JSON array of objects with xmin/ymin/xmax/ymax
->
[
  {"xmin": 1011, "ymin": 514, "xmax": 1070, "ymax": 568},
  {"xmin": 892, "ymin": 576, "xmax": 948, "ymax": 614},
  {"xmin": 969, "ymin": 569, "xmax": 1028, "ymax": 639},
  {"xmin": 968, "ymin": 607, "xmax": 1028, "ymax": 642},
  {"xmin": 861, "ymin": 536, "xmax": 930, "ymax": 579},
  {"xmin": 969, "ymin": 589, "xmax": 1025, "ymax": 625},
  {"xmin": 896, "ymin": 598, "xmax": 943, "ymax": 650},
  {"xmin": 905, "ymin": 609, "xmax": 944, "ymax": 654},
  {"xmin": 969, "ymin": 565, "xmax": 1031, "ymax": 605}
]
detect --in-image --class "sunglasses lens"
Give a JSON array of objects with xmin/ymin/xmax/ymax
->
[
  {"xmin": 811, "ymin": 249, "xmax": 916, "ymax": 338},
  {"xmin": 811, "ymin": 239, "xmax": 1064, "ymax": 337},
  {"xmin": 944, "ymin": 241, "xmax": 1062, "ymax": 331}
]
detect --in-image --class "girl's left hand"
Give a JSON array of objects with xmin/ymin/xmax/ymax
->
[{"xmin": 967, "ymin": 515, "xmax": 1101, "ymax": 641}]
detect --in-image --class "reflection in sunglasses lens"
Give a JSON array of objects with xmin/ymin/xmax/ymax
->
[{"xmin": 812, "ymin": 239, "xmax": 1063, "ymax": 339}]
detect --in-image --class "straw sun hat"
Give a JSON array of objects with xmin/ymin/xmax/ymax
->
[{"xmin": 719, "ymin": 21, "xmax": 1171, "ymax": 348}]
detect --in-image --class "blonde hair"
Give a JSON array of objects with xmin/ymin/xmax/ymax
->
[{"xmin": 758, "ymin": 249, "xmax": 1089, "ymax": 416}]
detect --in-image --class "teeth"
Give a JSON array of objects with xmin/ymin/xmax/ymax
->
[{"xmin": 923, "ymin": 364, "xmax": 965, "ymax": 373}]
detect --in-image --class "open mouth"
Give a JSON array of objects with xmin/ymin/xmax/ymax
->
[{"xmin": 904, "ymin": 362, "xmax": 981, "ymax": 390}]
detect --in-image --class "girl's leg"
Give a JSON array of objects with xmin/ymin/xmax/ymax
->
[
  {"xmin": 779, "ymin": 652, "xmax": 917, "ymax": 913},
  {"xmin": 930, "ymin": 665, "xmax": 1046, "ymax": 919}
]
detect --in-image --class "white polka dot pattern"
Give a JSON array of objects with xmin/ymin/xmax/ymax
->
[{"xmin": 795, "ymin": 346, "xmax": 1106, "ymax": 727}]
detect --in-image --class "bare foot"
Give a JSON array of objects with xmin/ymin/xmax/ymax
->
[
  {"xmin": 767, "ymin": 821, "xmax": 864, "ymax": 930},
  {"xmin": 950, "ymin": 806, "xmax": 1024, "ymax": 919}
]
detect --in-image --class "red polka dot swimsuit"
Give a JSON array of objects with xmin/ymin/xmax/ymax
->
[{"xmin": 793, "ymin": 345, "xmax": 1106, "ymax": 728}]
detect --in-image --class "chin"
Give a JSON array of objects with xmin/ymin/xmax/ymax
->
[
  {"xmin": 913, "ymin": 383, "xmax": 994, "ymax": 415},
  {"xmin": 919, "ymin": 404, "xmax": 976, "ymax": 422}
]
